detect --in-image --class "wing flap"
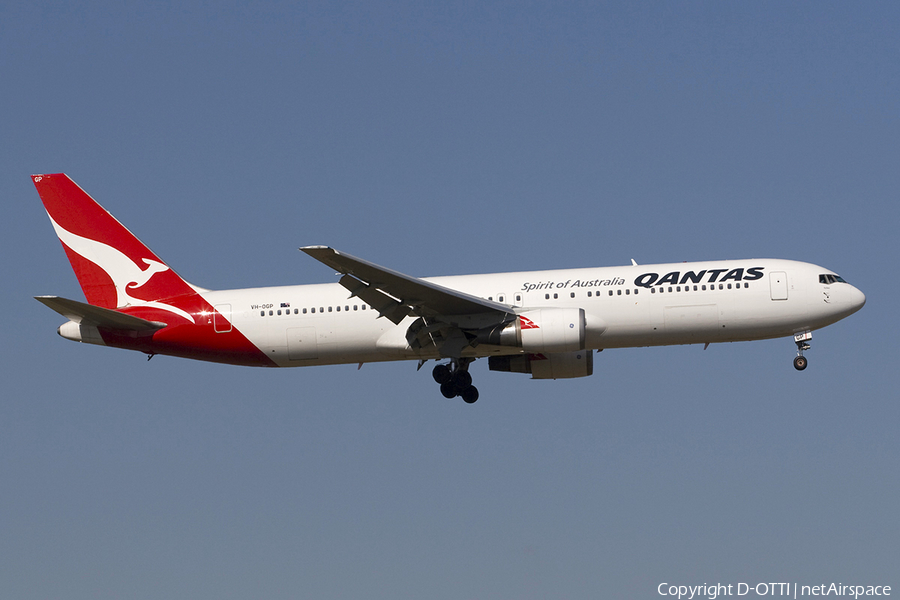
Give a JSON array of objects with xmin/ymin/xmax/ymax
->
[
  {"xmin": 338, "ymin": 274, "xmax": 410, "ymax": 325},
  {"xmin": 300, "ymin": 246, "xmax": 513, "ymax": 319},
  {"xmin": 35, "ymin": 295, "xmax": 167, "ymax": 332}
]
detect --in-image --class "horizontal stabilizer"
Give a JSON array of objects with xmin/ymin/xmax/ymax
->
[{"xmin": 35, "ymin": 296, "xmax": 167, "ymax": 332}]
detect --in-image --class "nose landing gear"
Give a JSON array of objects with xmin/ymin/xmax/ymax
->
[
  {"xmin": 432, "ymin": 359, "xmax": 479, "ymax": 403},
  {"xmin": 793, "ymin": 331, "xmax": 811, "ymax": 371}
]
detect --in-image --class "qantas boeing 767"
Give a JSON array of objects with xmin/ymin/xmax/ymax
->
[{"xmin": 33, "ymin": 174, "xmax": 866, "ymax": 403}]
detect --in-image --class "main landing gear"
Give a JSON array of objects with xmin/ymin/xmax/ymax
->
[
  {"xmin": 432, "ymin": 359, "xmax": 479, "ymax": 404},
  {"xmin": 793, "ymin": 331, "xmax": 811, "ymax": 371}
]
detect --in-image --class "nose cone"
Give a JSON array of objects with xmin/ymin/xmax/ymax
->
[{"xmin": 847, "ymin": 285, "xmax": 866, "ymax": 314}]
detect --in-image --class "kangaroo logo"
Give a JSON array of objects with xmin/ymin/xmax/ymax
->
[
  {"xmin": 47, "ymin": 214, "xmax": 195, "ymax": 323},
  {"xmin": 519, "ymin": 316, "xmax": 540, "ymax": 330}
]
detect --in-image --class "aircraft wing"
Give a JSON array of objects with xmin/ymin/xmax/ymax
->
[
  {"xmin": 300, "ymin": 246, "xmax": 514, "ymax": 325},
  {"xmin": 35, "ymin": 295, "xmax": 167, "ymax": 332}
]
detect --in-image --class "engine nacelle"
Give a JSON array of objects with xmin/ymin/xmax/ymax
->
[
  {"xmin": 488, "ymin": 350, "xmax": 593, "ymax": 379},
  {"xmin": 472, "ymin": 308, "xmax": 586, "ymax": 353},
  {"xmin": 518, "ymin": 308, "xmax": 585, "ymax": 353}
]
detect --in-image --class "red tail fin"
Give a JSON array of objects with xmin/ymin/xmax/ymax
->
[{"xmin": 33, "ymin": 174, "xmax": 198, "ymax": 309}]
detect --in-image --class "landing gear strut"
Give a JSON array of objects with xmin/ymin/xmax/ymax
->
[
  {"xmin": 432, "ymin": 359, "xmax": 479, "ymax": 403},
  {"xmin": 793, "ymin": 331, "xmax": 811, "ymax": 371}
]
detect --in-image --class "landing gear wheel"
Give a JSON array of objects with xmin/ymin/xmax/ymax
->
[
  {"xmin": 433, "ymin": 358, "xmax": 479, "ymax": 400},
  {"xmin": 461, "ymin": 386, "xmax": 479, "ymax": 404},
  {"xmin": 432, "ymin": 364, "xmax": 452, "ymax": 385},
  {"xmin": 451, "ymin": 370, "xmax": 472, "ymax": 389},
  {"xmin": 793, "ymin": 332, "xmax": 811, "ymax": 372}
]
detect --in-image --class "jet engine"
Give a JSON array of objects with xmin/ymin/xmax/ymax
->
[{"xmin": 473, "ymin": 308, "xmax": 586, "ymax": 353}]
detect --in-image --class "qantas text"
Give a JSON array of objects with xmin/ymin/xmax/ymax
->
[{"xmin": 634, "ymin": 267, "xmax": 765, "ymax": 288}]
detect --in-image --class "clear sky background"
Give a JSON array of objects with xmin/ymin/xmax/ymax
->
[{"xmin": 1, "ymin": 2, "xmax": 898, "ymax": 598}]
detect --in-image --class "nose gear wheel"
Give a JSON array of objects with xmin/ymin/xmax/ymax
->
[{"xmin": 793, "ymin": 331, "xmax": 812, "ymax": 371}]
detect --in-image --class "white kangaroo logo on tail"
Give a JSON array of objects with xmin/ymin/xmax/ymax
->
[{"xmin": 48, "ymin": 214, "xmax": 196, "ymax": 323}]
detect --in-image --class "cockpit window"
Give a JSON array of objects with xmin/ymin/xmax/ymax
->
[{"xmin": 819, "ymin": 274, "xmax": 848, "ymax": 284}]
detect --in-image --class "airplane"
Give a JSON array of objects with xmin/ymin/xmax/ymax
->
[{"xmin": 33, "ymin": 173, "xmax": 866, "ymax": 403}]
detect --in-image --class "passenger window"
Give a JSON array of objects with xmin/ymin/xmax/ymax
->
[
  {"xmin": 617, "ymin": 290, "xmax": 622, "ymax": 296},
  {"xmin": 260, "ymin": 311, "xmax": 265, "ymax": 317},
  {"xmin": 353, "ymin": 305, "xmax": 358, "ymax": 311},
  {"xmin": 545, "ymin": 293, "xmax": 550, "ymax": 300},
  {"xmin": 303, "ymin": 308, "xmax": 307, "ymax": 314},
  {"xmin": 516, "ymin": 294, "xmax": 522, "ymax": 302},
  {"xmin": 609, "ymin": 290, "xmax": 613, "ymax": 296},
  {"xmin": 328, "ymin": 306, "xmax": 332, "ymax": 312},
  {"xmin": 634, "ymin": 289, "xmax": 639, "ymax": 295},
  {"xmin": 625, "ymin": 289, "xmax": 630, "ymax": 295},
  {"xmin": 553, "ymin": 293, "xmax": 558, "ymax": 299},
  {"xmin": 651, "ymin": 288, "xmax": 656, "ymax": 294},
  {"xmin": 587, "ymin": 291, "xmax": 592, "ymax": 297},
  {"xmin": 268, "ymin": 310, "xmax": 273, "ymax": 316},
  {"xmin": 570, "ymin": 292, "xmax": 575, "ymax": 298}
]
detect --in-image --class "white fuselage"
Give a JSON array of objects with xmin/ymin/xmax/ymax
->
[{"xmin": 198, "ymin": 258, "xmax": 865, "ymax": 368}]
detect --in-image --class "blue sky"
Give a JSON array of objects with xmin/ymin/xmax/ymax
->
[{"xmin": 2, "ymin": 2, "xmax": 898, "ymax": 598}]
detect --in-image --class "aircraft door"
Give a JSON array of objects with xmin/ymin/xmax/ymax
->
[
  {"xmin": 770, "ymin": 272, "xmax": 788, "ymax": 301},
  {"xmin": 213, "ymin": 304, "xmax": 232, "ymax": 333},
  {"xmin": 287, "ymin": 326, "xmax": 318, "ymax": 360}
]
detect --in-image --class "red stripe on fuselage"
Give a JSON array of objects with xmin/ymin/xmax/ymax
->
[{"xmin": 101, "ymin": 294, "xmax": 276, "ymax": 367}]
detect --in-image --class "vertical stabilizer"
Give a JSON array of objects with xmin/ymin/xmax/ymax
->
[{"xmin": 32, "ymin": 174, "xmax": 198, "ymax": 309}]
